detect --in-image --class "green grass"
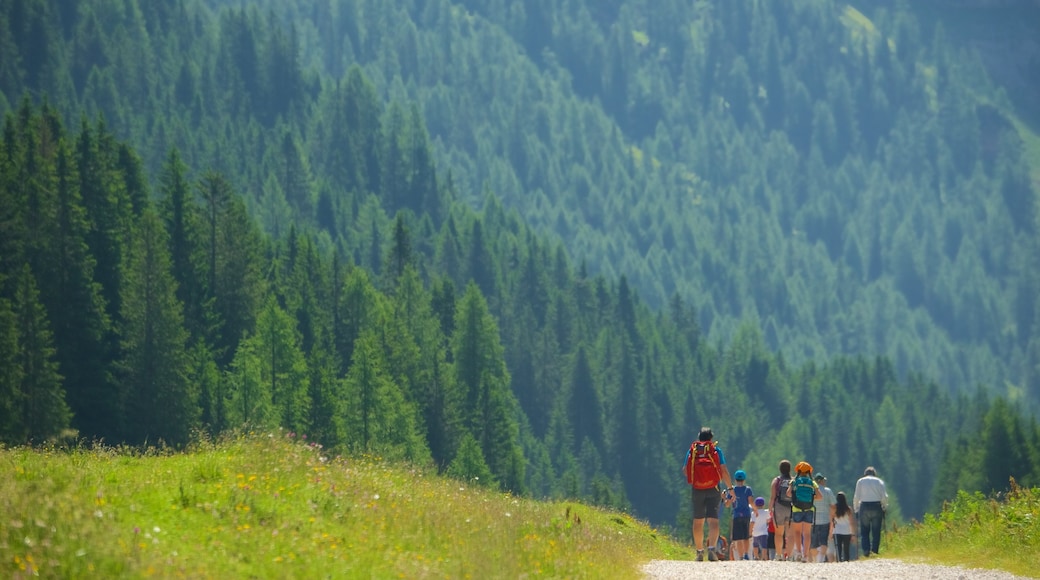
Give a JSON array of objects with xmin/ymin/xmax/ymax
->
[
  {"xmin": 885, "ymin": 479, "xmax": 1040, "ymax": 578},
  {"xmin": 0, "ymin": 432, "xmax": 692, "ymax": 578}
]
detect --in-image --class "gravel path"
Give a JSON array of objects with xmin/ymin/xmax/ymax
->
[{"xmin": 642, "ymin": 558, "xmax": 1030, "ymax": 579}]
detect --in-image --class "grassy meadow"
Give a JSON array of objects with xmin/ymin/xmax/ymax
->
[
  {"xmin": 0, "ymin": 433, "xmax": 692, "ymax": 578},
  {"xmin": 885, "ymin": 479, "xmax": 1040, "ymax": 578}
]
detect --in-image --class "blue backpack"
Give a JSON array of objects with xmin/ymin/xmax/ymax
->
[{"xmin": 792, "ymin": 475, "xmax": 815, "ymax": 510}]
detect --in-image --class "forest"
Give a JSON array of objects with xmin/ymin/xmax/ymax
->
[{"xmin": 1, "ymin": 0, "xmax": 1039, "ymax": 534}]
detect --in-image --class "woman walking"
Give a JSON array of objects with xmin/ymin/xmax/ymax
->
[{"xmin": 833, "ymin": 491, "xmax": 857, "ymax": 562}]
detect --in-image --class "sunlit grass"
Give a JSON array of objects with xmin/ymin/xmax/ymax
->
[
  {"xmin": 885, "ymin": 479, "xmax": 1040, "ymax": 578},
  {"xmin": 0, "ymin": 432, "xmax": 692, "ymax": 578}
]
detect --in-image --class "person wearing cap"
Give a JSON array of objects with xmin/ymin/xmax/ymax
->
[
  {"xmin": 810, "ymin": 473, "xmax": 836, "ymax": 563},
  {"xmin": 729, "ymin": 469, "xmax": 754, "ymax": 560},
  {"xmin": 853, "ymin": 466, "xmax": 888, "ymax": 557},
  {"xmin": 750, "ymin": 496, "xmax": 770, "ymax": 560}
]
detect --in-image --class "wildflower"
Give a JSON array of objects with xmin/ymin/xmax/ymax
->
[{"xmin": 373, "ymin": 494, "xmax": 380, "ymax": 500}]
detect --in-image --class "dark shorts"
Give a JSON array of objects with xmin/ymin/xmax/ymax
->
[
  {"xmin": 731, "ymin": 516, "xmax": 751, "ymax": 540},
  {"xmin": 773, "ymin": 503, "xmax": 792, "ymax": 526},
  {"xmin": 692, "ymin": 487, "xmax": 721, "ymax": 520},
  {"xmin": 792, "ymin": 510, "xmax": 814, "ymax": 524},
  {"xmin": 811, "ymin": 523, "xmax": 830, "ymax": 548},
  {"xmin": 753, "ymin": 535, "xmax": 768, "ymax": 550}
]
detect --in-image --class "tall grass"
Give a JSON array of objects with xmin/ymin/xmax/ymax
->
[
  {"xmin": 0, "ymin": 432, "xmax": 691, "ymax": 578},
  {"xmin": 885, "ymin": 479, "xmax": 1040, "ymax": 578}
]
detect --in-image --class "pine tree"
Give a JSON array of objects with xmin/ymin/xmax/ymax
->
[
  {"xmin": 446, "ymin": 432, "xmax": 496, "ymax": 487},
  {"xmin": 227, "ymin": 336, "xmax": 274, "ymax": 429},
  {"xmin": 252, "ymin": 294, "xmax": 310, "ymax": 433},
  {"xmin": 159, "ymin": 148, "xmax": 210, "ymax": 345},
  {"xmin": 13, "ymin": 265, "xmax": 70, "ymax": 443},
  {"xmin": 452, "ymin": 282, "xmax": 524, "ymax": 492},
  {"xmin": 120, "ymin": 210, "xmax": 198, "ymax": 445},
  {"xmin": 344, "ymin": 330, "xmax": 430, "ymax": 463},
  {"xmin": 0, "ymin": 294, "xmax": 22, "ymax": 444},
  {"xmin": 198, "ymin": 171, "xmax": 265, "ymax": 366}
]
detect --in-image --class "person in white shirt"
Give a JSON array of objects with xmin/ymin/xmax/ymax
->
[
  {"xmin": 832, "ymin": 491, "xmax": 857, "ymax": 562},
  {"xmin": 750, "ymin": 496, "xmax": 770, "ymax": 560},
  {"xmin": 853, "ymin": 466, "xmax": 888, "ymax": 557}
]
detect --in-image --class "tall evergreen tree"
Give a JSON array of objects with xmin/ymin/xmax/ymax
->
[
  {"xmin": 252, "ymin": 294, "xmax": 310, "ymax": 433},
  {"xmin": 120, "ymin": 209, "xmax": 197, "ymax": 445},
  {"xmin": 0, "ymin": 294, "xmax": 22, "ymax": 444},
  {"xmin": 12, "ymin": 264, "xmax": 69, "ymax": 443},
  {"xmin": 344, "ymin": 330, "xmax": 430, "ymax": 463},
  {"xmin": 452, "ymin": 282, "xmax": 524, "ymax": 492},
  {"xmin": 198, "ymin": 171, "xmax": 265, "ymax": 365},
  {"xmin": 159, "ymin": 148, "xmax": 210, "ymax": 345}
]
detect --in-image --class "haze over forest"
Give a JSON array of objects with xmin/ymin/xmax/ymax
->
[{"xmin": 1, "ymin": 0, "xmax": 1039, "ymax": 531}]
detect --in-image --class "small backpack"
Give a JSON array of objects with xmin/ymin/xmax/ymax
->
[
  {"xmin": 684, "ymin": 440, "xmax": 722, "ymax": 489},
  {"xmin": 792, "ymin": 475, "xmax": 816, "ymax": 510},
  {"xmin": 775, "ymin": 474, "xmax": 792, "ymax": 506}
]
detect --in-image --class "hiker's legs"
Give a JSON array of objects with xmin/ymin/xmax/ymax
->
[
  {"xmin": 836, "ymin": 534, "xmax": 851, "ymax": 561},
  {"xmin": 773, "ymin": 504, "xmax": 792, "ymax": 558},
  {"xmin": 869, "ymin": 510, "xmax": 883, "ymax": 554},
  {"xmin": 774, "ymin": 526, "xmax": 786, "ymax": 558},
  {"xmin": 707, "ymin": 517, "xmax": 720, "ymax": 547},
  {"xmin": 691, "ymin": 488, "xmax": 721, "ymax": 551},
  {"xmin": 693, "ymin": 517, "xmax": 706, "ymax": 549},
  {"xmin": 859, "ymin": 504, "xmax": 883, "ymax": 555}
]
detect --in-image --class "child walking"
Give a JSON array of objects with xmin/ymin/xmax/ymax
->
[
  {"xmin": 751, "ymin": 496, "xmax": 770, "ymax": 560},
  {"xmin": 729, "ymin": 470, "xmax": 754, "ymax": 560}
]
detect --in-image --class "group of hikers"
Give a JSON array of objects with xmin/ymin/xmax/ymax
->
[{"xmin": 683, "ymin": 427, "xmax": 889, "ymax": 563}]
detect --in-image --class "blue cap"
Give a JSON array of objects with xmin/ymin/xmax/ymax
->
[
  {"xmin": 734, "ymin": 469, "xmax": 746, "ymax": 481},
  {"xmin": 754, "ymin": 496, "xmax": 766, "ymax": 506}
]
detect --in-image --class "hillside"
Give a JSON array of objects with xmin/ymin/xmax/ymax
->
[
  {"xmin": 0, "ymin": 433, "xmax": 688, "ymax": 578},
  {"xmin": 2, "ymin": 0, "xmax": 1037, "ymax": 399},
  {"xmin": 2, "ymin": 0, "xmax": 1040, "ymax": 533}
]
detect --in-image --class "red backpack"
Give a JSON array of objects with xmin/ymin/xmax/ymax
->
[{"xmin": 683, "ymin": 440, "xmax": 722, "ymax": 489}]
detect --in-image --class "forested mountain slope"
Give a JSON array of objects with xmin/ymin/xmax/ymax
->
[
  {"xmin": 2, "ymin": 0, "xmax": 1040, "ymax": 532},
  {"xmin": 3, "ymin": 0, "xmax": 1038, "ymax": 402}
]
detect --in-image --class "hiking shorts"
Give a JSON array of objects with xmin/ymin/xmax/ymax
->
[
  {"xmin": 811, "ymin": 523, "xmax": 830, "ymax": 548},
  {"xmin": 772, "ymin": 503, "xmax": 792, "ymax": 526},
  {"xmin": 753, "ymin": 535, "xmax": 768, "ymax": 550},
  {"xmin": 691, "ymin": 487, "xmax": 722, "ymax": 519},
  {"xmin": 792, "ymin": 510, "xmax": 814, "ymax": 524},
  {"xmin": 731, "ymin": 516, "xmax": 751, "ymax": 540}
]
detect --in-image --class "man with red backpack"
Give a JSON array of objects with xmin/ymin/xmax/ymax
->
[{"xmin": 682, "ymin": 427, "xmax": 733, "ymax": 561}]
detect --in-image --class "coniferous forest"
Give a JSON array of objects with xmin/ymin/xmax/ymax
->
[{"xmin": 2, "ymin": 0, "xmax": 1040, "ymax": 534}]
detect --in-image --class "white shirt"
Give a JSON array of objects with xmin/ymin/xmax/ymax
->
[
  {"xmin": 751, "ymin": 508, "xmax": 770, "ymax": 537},
  {"xmin": 833, "ymin": 513, "xmax": 853, "ymax": 535},
  {"xmin": 853, "ymin": 475, "xmax": 888, "ymax": 511}
]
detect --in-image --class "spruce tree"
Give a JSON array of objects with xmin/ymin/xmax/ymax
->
[
  {"xmin": 120, "ymin": 209, "xmax": 198, "ymax": 445},
  {"xmin": 13, "ymin": 265, "xmax": 70, "ymax": 443}
]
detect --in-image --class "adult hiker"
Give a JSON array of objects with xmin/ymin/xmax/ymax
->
[
  {"xmin": 769, "ymin": 459, "xmax": 794, "ymax": 560},
  {"xmin": 786, "ymin": 461, "xmax": 822, "ymax": 562},
  {"xmin": 682, "ymin": 427, "xmax": 733, "ymax": 561},
  {"xmin": 853, "ymin": 466, "xmax": 889, "ymax": 557},
  {"xmin": 810, "ymin": 473, "xmax": 836, "ymax": 562}
]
